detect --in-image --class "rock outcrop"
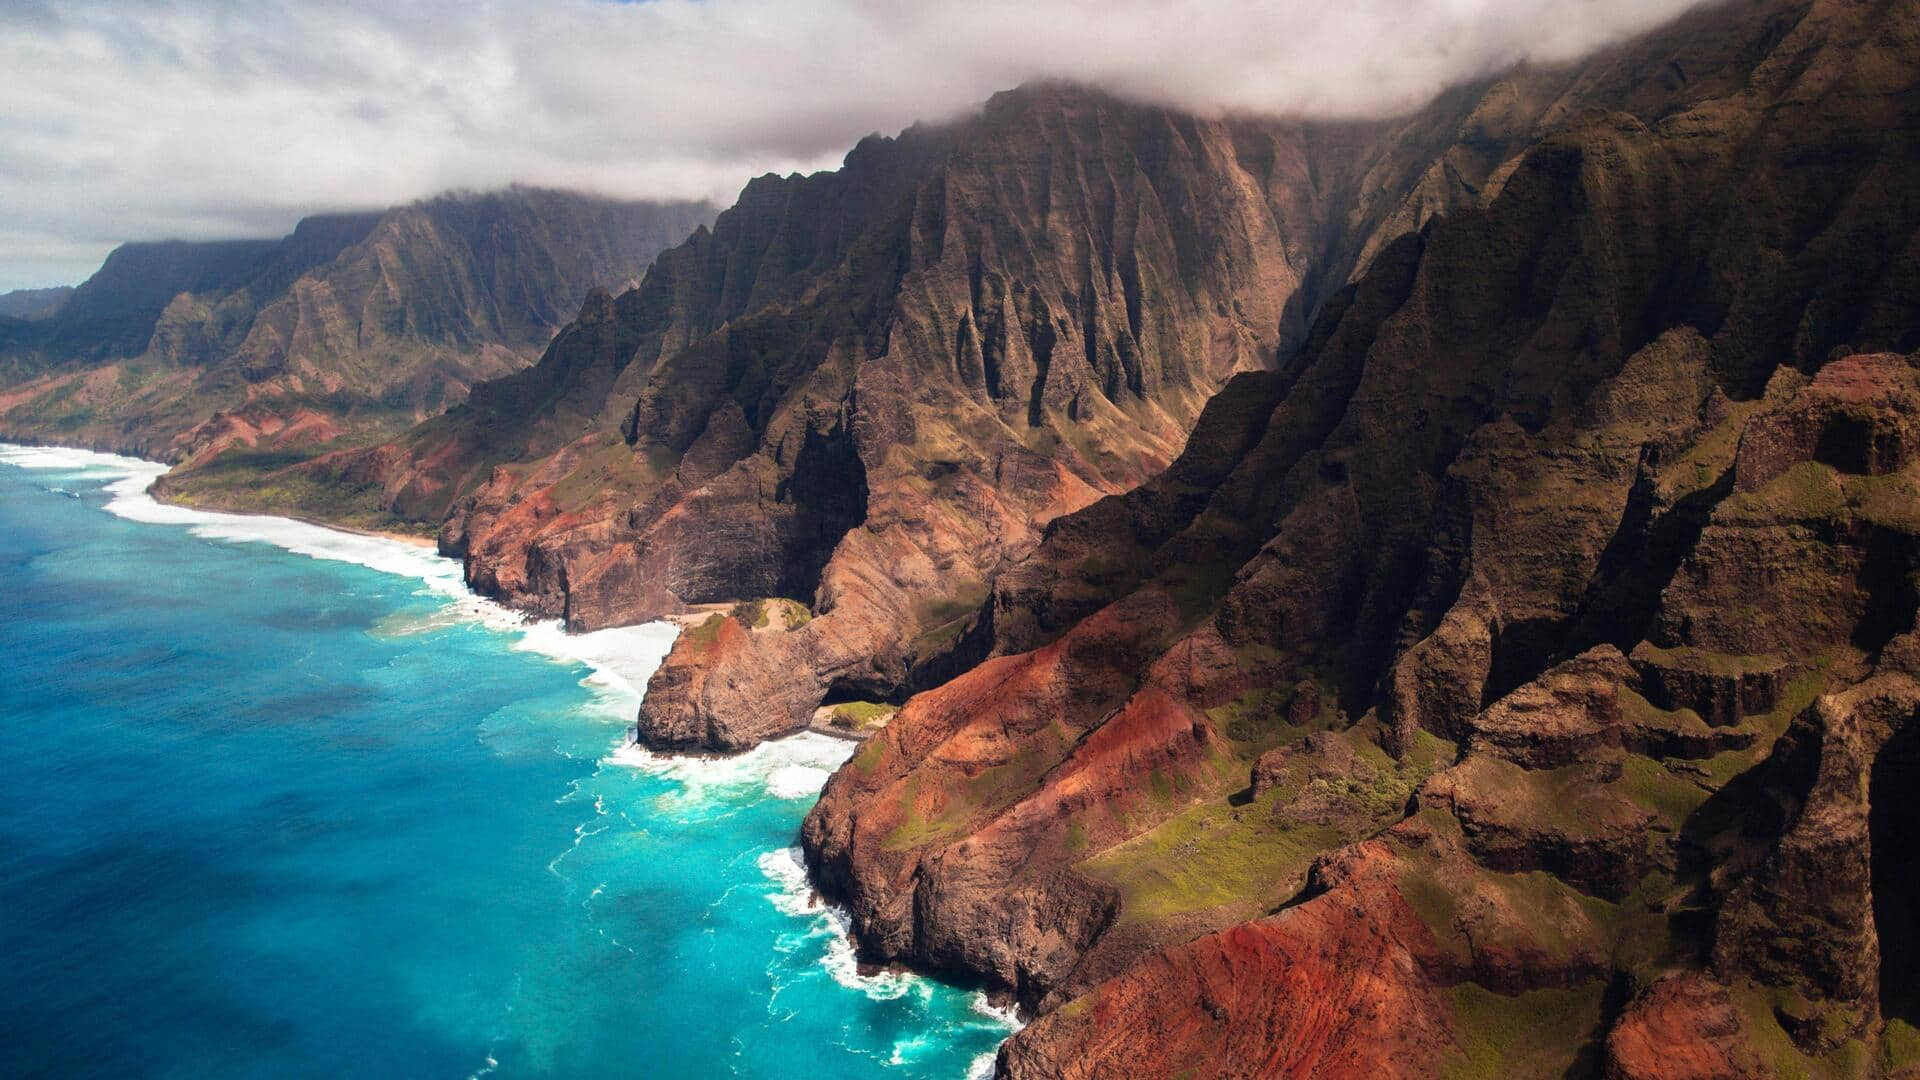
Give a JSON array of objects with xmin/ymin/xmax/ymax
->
[{"xmin": 802, "ymin": 0, "xmax": 1920, "ymax": 1073}]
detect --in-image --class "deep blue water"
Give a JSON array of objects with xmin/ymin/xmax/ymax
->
[{"xmin": 0, "ymin": 448, "xmax": 1009, "ymax": 1078}]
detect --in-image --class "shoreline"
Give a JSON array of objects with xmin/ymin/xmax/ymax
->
[
  {"xmin": 0, "ymin": 433, "xmax": 442, "ymax": 548},
  {"xmin": 1, "ymin": 446, "xmax": 1019, "ymax": 1073},
  {"xmin": 263, "ymin": 509, "xmax": 439, "ymax": 549},
  {"xmin": 0, "ymin": 440, "xmax": 677, "ymax": 692},
  {"xmin": 1, "ymin": 437, "xmax": 1021, "ymax": 1053}
]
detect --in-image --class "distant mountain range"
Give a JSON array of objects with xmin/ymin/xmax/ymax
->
[
  {"xmin": 0, "ymin": 286, "xmax": 75, "ymax": 321},
  {"xmin": 0, "ymin": 187, "xmax": 714, "ymax": 473}
]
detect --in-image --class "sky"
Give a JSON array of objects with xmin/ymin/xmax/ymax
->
[{"xmin": 0, "ymin": 0, "xmax": 1706, "ymax": 292}]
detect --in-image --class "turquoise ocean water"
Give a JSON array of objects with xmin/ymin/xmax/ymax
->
[{"xmin": 0, "ymin": 446, "xmax": 1011, "ymax": 1078}]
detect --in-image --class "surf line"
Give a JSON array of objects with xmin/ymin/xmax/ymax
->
[{"xmin": 0, "ymin": 442, "xmax": 677, "ymax": 707}]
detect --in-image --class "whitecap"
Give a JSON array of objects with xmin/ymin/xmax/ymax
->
[
  {"xmin": 756, "ymin": 846, "xmax": 819, "ymax": 918},
  {"xmin": 755, "ymin": 845, "xmax": 924, "ymax": 1002},
  {"xmin": 0, "ymin": 443, "xmax": 167, "ymax": 478},
  {"xmin": 767, "ymin": 763, "xmax": 834, "ymax": 800},
  {"xmin": 888, "ymin": 1032, "xmax": 937, "ymax": 1066},
  {"xmin": 510, "ymin": 619, "xmax": 677, "ymax": 706},
  {"xmin": 605, "ymin": 731, "xmax": 853, "ymax": 802},
  {"xmin": 969, "ymin": 991, "xmax": 1025, "ymax": 1029}
]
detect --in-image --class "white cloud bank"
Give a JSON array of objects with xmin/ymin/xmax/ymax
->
[{"xmin": 0, "ymin": 0, "xmax": 1704, "ymax": 291}]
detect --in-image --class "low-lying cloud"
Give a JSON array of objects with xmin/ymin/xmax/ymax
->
[{"xmin": 0, "ymin": 0, "xmax": 1703, "ymax": 291}]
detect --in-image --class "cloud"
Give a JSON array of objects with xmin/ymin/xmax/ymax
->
[{"xmin": 0, "ymin": 0, "xmax": 1703, "ymax": 291}]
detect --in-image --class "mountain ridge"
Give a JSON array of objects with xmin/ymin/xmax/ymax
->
[
  {"xmin": 0, "ymin": 187, "xmax": 716, "ymax": 504},
  {"xmin": 797, "ymin": 0, "xmax": 1920, "ymax": 1073},
  {"xmin": 277, "ymin": 67, "xmax": 1646, "ymax": 757}
]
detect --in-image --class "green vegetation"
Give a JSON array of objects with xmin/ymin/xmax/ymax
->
[
  {"xmin": 1398, "ymin": 868, "xmax": 1465, "ymax": 948},
  {"xmin": 1394, "ymin": 815, "xmax": 1626, "ymax": 969},
  {"xmin": 1883, "ymin": 1018, "xmax": 1920, "ymax": 1073},
  {"xmin": 884, "ymin": 740, "xmax": 1062, "ymax": 852},
  {"xmin": 1724, "ymin": 461, "xmax": 1848, "ymax": 524},
  {"xmin": 1082, "ymin": 793, "xmax": 1342, "ymax": 925},
  {"xmin": 1159, "ymin": 561, "xmax": 1239, "ymax": 622},
  {"xmin": 1633, "ymin": 641, "xmax": 1784, "ymax": 677},
  {"xmin": 1732, "ymin": 985, "xmax": 1873, "ymax": 1080},
  {"xmin": 909, "ymin": 580, "xmax": 989, "ymax": 659},
  {"xmin": 827, "ymin": 700, "xmax": 895, "ymax": 731},
  {"xmin": 549, "ymin": 437, "xmax": 673, "ymax": 513},
  {"xmin": 1078, "ymin": 551, "xmax": 1137, "ymax": 579},
  {"xmin": 1441, "ymin": 982, "xmax": 1608, "ymax": 1080},
  {"xmin": 850, "ymin": 737, "xmax": 887, "ymax": 775},
  {"xmin": 1463, "ymin": 757, "xmax": 1629, "ymax": 836},
  {"xmin": 1846, "ymin": 472, "xmax": 1920, "ymax": 530},
  {"xmin": 1656, "ymin": 401, "xmax": 1756, "ymax": 497},
  {"xmin": 161, "ymin": 446, "xmax": 437, "ymax": 537},
  {"xmin": 911, "ymin": 581, "xmax": 989, "ymax": 629},
  {"xmin": 732, "ymin": 597, "xmax": 812, "ymax": 630},
  {"xmin": 682, "ymin": 613, "xmax": 728, "ymax": 650},
  {"xmin": 910, "ymin": 619, "xmax": 966, "ymax": 654},
  {"xmin": 1088, "ymin": 722, "xmax": 1438, "ymax": 930},
  {"xmin": 1617, "ymin": 686, "xmax": 1706, "ymax": 729},
  {"xmin": 1204, "ymin": 681, "xmax": 1338, "ymax": 757},
  {"xmin": 1692, "ymin": 659, "xmax": 1830, "ymax": 790},
  {"xmin": 1149, "ymin": 767, "xmax": 1177, "ymax": 805},
  {"xmin": 885, "ymin": 775, "xmax": 966, "ymax": 850},
  {"xmin": 1618, "ymin": 753, "xmax": 1713, "ymax": 826}
]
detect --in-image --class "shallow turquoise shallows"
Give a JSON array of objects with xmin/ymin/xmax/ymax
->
[{"xmin": 0, "ymin": 448, "xmax": 1010, "ymax": 1079}]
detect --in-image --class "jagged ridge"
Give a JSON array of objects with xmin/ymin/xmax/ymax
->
[
  {"xmin": 0, "ymin": 188, "xmax": 715, "ymax": 512},
  {"xmin": 801, "ymin": 0, "xmax": 1920, "ymax": 1074}
]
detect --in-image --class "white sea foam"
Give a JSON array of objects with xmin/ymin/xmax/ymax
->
[
  {"xmin": 0, "ymin": 443, "xmax": 679, "ymax": 708},
  {"xmin": 605, "ymin": 731, "xmax": 854, "ymax": 802},
  {"xmin": 510, "ymin": 619, "xmax": 677, "ymax": 707},
  {"xmin": 756, "ymin": 845, "xmax": 928, "ymax": 1003},
  {"xmin": 0, "ymin": 443, "xmax": 167, "ymax": 477},
  {"xmin": 756, "ymin": 845, "xmax": 818, "ymax": 918},
  {"xmin": 759, "ymin": 843, "xmax": 1021, "ymax": 1073},
  {"xmin": 970, "ymin": 992, "xmax": 1025, "ymax": 1029},
  {"xmin": 767, "ymin": 762, "xmax": 835, "ymax": 800}
]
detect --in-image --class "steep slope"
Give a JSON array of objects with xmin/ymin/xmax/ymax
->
[
  {"xmin": 0, "ymin": 286, "xmax": 75, "ymax": 322},
  {"xmin": 300, "ymin": 73, "xmax": 1625, "ymax": 751},
  {"xmin": 801, "ymin": 0, "xmax": 1920, "ymax": 1074},
  {"xmin": 0, "ymin": 188, "xmax": 714, "ymax": 524}
]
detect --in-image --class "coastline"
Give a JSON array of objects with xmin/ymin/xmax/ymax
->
[
  {"xmin": 0, "ymin": 451, "xmax": 1018, "ymax": 1075},
  {"xmin": 0, "ymin": 440, "xmax": 674, "ymax": 697},
  {"xmin": 268, "ymin": 510, "xmax": 439, "ymax": 549},
  {"xmin": 0, "ymin": 438, "xmax": 1021, "ymax": 1062},
  {"xmin": 0, "ymin": 432, "xmax": 441, "ymax": 547}
]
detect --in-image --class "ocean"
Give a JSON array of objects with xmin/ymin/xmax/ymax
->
[{"xmin": 0, "ymin": 446, "xmax": 1012, "ymax": 1078}]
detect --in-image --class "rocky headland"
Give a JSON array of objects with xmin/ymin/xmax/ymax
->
[{"xmin": 802, "ymin": 0, "xmax": 1920, "ymax": 1073}]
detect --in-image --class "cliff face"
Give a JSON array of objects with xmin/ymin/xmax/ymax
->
[
  {"xmin": 317, "ymin": 68, "xmax": 1644, "ymax": 751},
  {"xmin": 0, "ymin": 189, "xmax": 714, "ymax": 527},
  {"xmin": 802, "ymin": 0, "xmax": 1920, "ymax": 1073}
]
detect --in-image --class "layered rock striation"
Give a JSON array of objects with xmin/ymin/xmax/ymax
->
[
  {"xmin": 309, "ymin": 62, "xmax": 1699, "ymax": 751},
  {"xmin": 802, "ymin": 0, "xmax": 1920, "ymax": 1073}
]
